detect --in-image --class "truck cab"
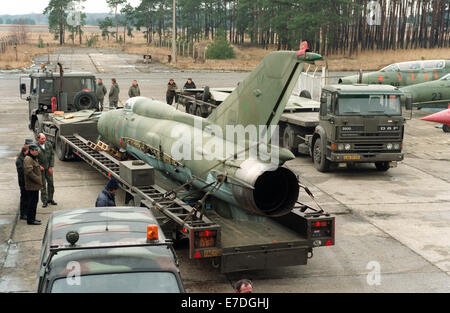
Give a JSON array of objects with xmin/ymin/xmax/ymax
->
[
  {"xmin": 37, "ymin": 207, "xmax": 185, "ymax": 293},
  {"xmin": 310, "ymin": 84, "xmax": 406, "ymax": 172},
  {"xmin": 20, "ymin": 66, "xmax": 97, "ymax": 137}
]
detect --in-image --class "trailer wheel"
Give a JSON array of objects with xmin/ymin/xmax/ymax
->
[
  {"xmin": 55, "ymin": 133, "xmax": 67, "ymax": 161},
  {"xmin": 313, "ymin": 138, "xmax": 330, "ymax": 172},
  {"xmin": 299, "ymin": 90, "xmax": 312, "ymax": 99},
  {"xmin": 211, "ymin": 257, "xmax": 221, "ymax": 269},
  {"xmin": 375, "ymin": 162, "xmax": 390, "ymax": 171},
  {"xmin": 443, "ymin": 124, "xmax": 450, "ymax": 133},
  {"xmin": 282, "ymin": 125, "xmax": 302, "ymax": 155}
]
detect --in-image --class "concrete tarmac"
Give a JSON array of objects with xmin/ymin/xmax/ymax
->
[{"xmin": 0, "ymin": 48, "xmax": 449, "ymax": 293}]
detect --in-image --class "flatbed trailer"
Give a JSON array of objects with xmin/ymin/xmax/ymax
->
[{"xmin": 45, "ymin": 112, "xmax": 335, "ymax": 273}]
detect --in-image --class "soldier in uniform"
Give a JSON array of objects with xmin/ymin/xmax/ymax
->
[
  {"xmin": 36, "ymin": 133, "xmax": 57, "ymax": 208},
  {"xmin": 96, "ymin": 78, "xmax": 107, "ymax": 111},
  {"xmin": 109, "ymin": 78, "xmax": 120, "ymax": 109},
  {"xmin": 16, "ymin": 145, "xmax": 29, "ymax": 220},
  {"xmin": 23, "ymin": 144, "xmax": 43, "ymax": 225},
  {"xmin": 166, "ymin": 79, "xmax": 178, "ymax": 105},
  {"xmin": 128, "ymin": 80, "xmax": 141, "ymax": 98}
]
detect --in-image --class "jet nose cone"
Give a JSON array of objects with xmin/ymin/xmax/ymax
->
[{"xmin": 421, "ymin": 109, "xmax": 450, "ymax": 124}]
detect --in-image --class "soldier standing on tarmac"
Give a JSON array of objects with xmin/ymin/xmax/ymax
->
[
  {"xmin": 36, "ymin": 133, "xmax": 57, "ymax": 208},
  {"xmin": 23, "ymin": 144, "xmax": 43, "ymax": 225},
  {"xmin": 96, "ymin": 78, "xmax": 107, "ymax": 111},
  {"xmin": 109, "ymin": 78, "xmax": 120, "ymax": 109},
  {"xmin": 166, "ymin": 79, "xmax": 177, "ymax": 105},
  {"xmin": 16, "ymin": 143, "xmax": 30, "ymax": 220},
  {"xmin": 128, "ymin": 80, "xmax": 141, "ymax": 98}
]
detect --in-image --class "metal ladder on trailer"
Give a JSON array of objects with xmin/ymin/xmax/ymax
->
[{"xmin": 60, "ymin": 134, "xmax": 221, "ymax": 235}]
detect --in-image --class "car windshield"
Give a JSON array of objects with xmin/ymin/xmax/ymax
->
[
  {"xmin": 50, "ymin": 272, "xmax": 180, "ymax": 293},
  {"xmin": 336, "ymin": 94, "xmax": 401, "ymax": 116}
]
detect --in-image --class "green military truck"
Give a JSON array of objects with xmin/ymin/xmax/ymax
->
[
  {"xmin": 37, "ymin": 207, "xmax": 185, "ymax": 293},
  {"xmin": 176, "ymin": 84, "xmax": 409, "ymax": 172},
  {"xmin": 280, "ymin": 84, "xmax": 409, "ymax": 172},
  {"xmin": 20, "ymin": 63, "xmax": 98, "ymax": 137}
]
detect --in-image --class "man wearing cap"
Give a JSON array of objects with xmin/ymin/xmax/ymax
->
[
  {"xmin": 95, "ymin": 178, "xmax": 118, "ymax": 207},
  {"xmin": 128, "ymin": 80, "xmax": 141, "ymax": 98},
  {"xmin": 16, "ymin": 142, "xmax": 31, "ymax": 220},
  {"xmin": 36, "ymin": 133, "xmax": 57, "ymax": 208},
  {"xmin": 23, "ymin": 144, "xmax": 43, "ymax": 225}
]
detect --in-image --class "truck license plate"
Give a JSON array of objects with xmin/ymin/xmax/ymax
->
[
  {"xmin": 203, "ymin": 249, "xmax": 221, "ymax": 257},
  {"xmin": 344, "ymin": 155, "xmax": 361, "ymax": 160}
]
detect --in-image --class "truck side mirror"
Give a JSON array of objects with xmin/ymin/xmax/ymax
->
[
  {"xmin": 405, "ymin": 96, "xmax": 413, "ymax": 111},
  {"xmin": 20, "ymin": 83, "xmax": 26, "ymax": 95}
]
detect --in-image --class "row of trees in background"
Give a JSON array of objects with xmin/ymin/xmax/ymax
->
[{"xmin": 43, "ymin": 0, "xmax": 450, "ymax": 56}]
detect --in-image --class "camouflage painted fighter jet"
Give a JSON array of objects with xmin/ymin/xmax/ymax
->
[
  {"xmin": 401, "ymin": 73, "xmax": 450, "ymax": 108},
  {"xmin": 339, "ymin": 59, "xmax": 450, "ymax": 87},
  {"xmin": 98, "ymin": 43, "xmax": 322, "ymax": 220}
]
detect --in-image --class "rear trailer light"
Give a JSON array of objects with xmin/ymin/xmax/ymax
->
[{"xmin": 194, "ymin": 230, "xmax": 217, "ymax": 248}]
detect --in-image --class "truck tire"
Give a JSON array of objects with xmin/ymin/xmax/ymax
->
[
  {"xmin": 300, "ymin": 90, "xmax": 312, "ymax": 99},
  {"xmin": 55, "ymin": 133, "xmax": 67, "ymax": 161},
  {"xmin": 375, "ymin": 162, "xmax": 390, "ymax": 171},
  {"xmin": 282, "ymin": 125, "xmax": 302, "ymax": 155},
  {"xmin": 73, "ymin": 91, "xmax": 98, "ymax": 111},
  {"xmin": 313, "ymin": 138, "xmax": 330, "ymax": 172},
  {"xmin": 443, "ymin": 124, "xmax": 450, "ymax": 133}
]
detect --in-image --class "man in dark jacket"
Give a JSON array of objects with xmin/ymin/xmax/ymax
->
[
  {"xmin": 23, "ymin": 144, "xmax": 43, "ymax": 225},
  {"xmin": 96, "ymin": 78, "xmax": 107, "ymax": 111},
  {"xmin": 128, "ymin": 80, "xmax": 141, "ymax": 98},
  {"xmin": 95, "ymin": 178, "xmax": 118, "ymax": 207},
  {"xmin": 16, "ymin": 146, "xmax": 29, "ymax": 220},
  {"xmin": 183, "ymin": 78, "xmax": 196, "ymax": 89},
  {"xmin": 37, "ymin": 133, "xmax": 56, "ymax": 208},
  {"xmin": 166, "ymin": 79, "xmax": 177, "ymax": 105}
]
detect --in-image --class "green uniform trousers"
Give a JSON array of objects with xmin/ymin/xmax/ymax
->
[{"xmin": 41, "ymin": 169, "xmax": 54, "ymax": 204}]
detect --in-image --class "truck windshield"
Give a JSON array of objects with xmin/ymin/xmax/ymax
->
[
  {"xmin": 336, "ymin": 94, "xmax": 401, "ymax": 116},
  {"xmin": 50, "ymin": 272, "xmax": 181, "ymax": 293}
]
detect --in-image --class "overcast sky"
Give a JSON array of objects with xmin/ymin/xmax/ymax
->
[{"xmin": 0, "ymin": 0, "xmax": 141, "ymax": 15}]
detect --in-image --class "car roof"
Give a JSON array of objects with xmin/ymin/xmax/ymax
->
[{"xmin": 45, "ymin": 207, "xmax": 178, "ymax": 280}]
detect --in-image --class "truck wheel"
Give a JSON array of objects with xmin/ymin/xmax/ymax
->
[
  {"xmin": 375, "ymin": 162, "xmax": 390, "ymax": 171},
  {"xmin": 55, "ymin": 133, "xmax": 67, "ymax": 161},
  {"xmin": 443, "ymin": 124, "xmax": 450, "ymax": 133},
  {"xmin": 73, "ymin": 91, "xmax": 97, "ymax": 111},
  {"xmin": 282, "ymin": 125, "xmax": 301, "ymax": 155},
  {"xmin": 313, "ymin": 138, "xmax": 330, "ymax": 172}
]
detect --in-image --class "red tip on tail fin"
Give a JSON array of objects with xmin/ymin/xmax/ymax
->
[{"xmin": 297, "ymin": 41, "xmax": 309, "ymax": 57}]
